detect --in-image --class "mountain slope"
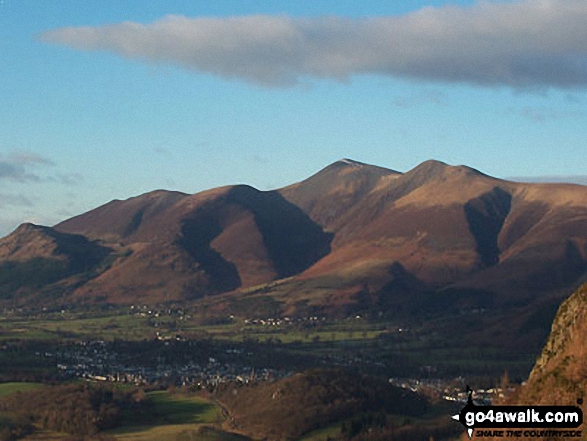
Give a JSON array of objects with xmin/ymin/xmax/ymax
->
[
  {"xmin": 276, "ymin": 161, "xmax": 587, "ymax": 313},
  {"xmin": 1, "ymin": 158, "xmax": 586, "ymax": 351},
  {"xmin": 0, "ymin": 223, "xmax": 111, "ymax": 301},
  {"xmin": 55, "ymin": 189, "xmax": 189, "ymax": 243},
  {"xmin": 54, "ymin": 185, "xmax": 332, "ymax": 303},
  {"xmin": 253, "ymin": 160, "xmax": 587, "ymax": 350},
  {"xmin": 291, "ymin": 160, "xmax": 504, "ymax": 286},
  {"xmin": 279, "ymin": 158, "xmax": 400, "ymax": 230}
]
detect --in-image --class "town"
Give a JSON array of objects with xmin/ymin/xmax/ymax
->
[
  {"xmin": 45, "ymin": 339, "xmax": 291, "ymax": 388},
  {"xmin": 35, "ymin": 337, "xmax": 509, "ymax": 405}
]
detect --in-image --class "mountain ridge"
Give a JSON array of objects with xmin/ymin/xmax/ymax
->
[{"xmin": 2, "ymin": 158, "xmax": 587, "ymax": 351}]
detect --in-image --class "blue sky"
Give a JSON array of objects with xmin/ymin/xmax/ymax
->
[{"xmin": 1, "ymin": 0, "xmax": 586, "ymax": 237}]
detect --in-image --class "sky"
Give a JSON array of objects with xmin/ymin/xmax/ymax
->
[{"xmin": 1, "ymin": 0, "xmax": 587, "ymax": 237}]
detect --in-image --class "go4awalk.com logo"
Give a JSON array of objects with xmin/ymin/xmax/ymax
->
[{"xmin": 452, "ymin": 388, "xmax": 583, "ymax": 438}]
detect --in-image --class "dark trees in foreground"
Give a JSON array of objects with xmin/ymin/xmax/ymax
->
[{"xmin": 0, "ymin": 383, "xmax": 150, "ymax": 439}]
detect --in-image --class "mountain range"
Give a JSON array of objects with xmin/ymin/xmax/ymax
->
[{"xmin": 2, "ymin": 159, "xmax": 587, "ymax": 351}]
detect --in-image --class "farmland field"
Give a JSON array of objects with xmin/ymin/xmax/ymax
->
[
  {"xmin": 0, "ymin": 382, "xmax": 45, "ymax": 396},
  {"xmin": 108, "ymin": 391, "xmax": 234, "ymax": 441}
]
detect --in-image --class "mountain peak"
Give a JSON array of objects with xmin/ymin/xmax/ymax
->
[
  {"xmin": 14, "ymin": 222, "xmax": 45, "ymax": 233},
  {"xmin": 1, "ymin": 223, "xmax": 76, "ymax": 262},
  {"xmin": 7, "ymin": 223, "xmax": 55, "ymax": 242},
  {"xmin": 324, "ymin": 158, "xmax": 400, "ymax": 176},
  {"xmin": 335, "ymin": 158, "xmax": 365, "ymax": 167},
  {"xmin": 417, "ymin": 159, "xmax": 449, "ymax": 169},
  {"xmin": 406, "ymin": 159, "xmax": 487, "ymax": 183}
]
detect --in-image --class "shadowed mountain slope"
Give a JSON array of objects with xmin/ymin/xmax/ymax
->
[
  {"xmin": 280, "ymin": 160, "xmax": 587, "ymax": 292},
  {"xmin": 53, "ymin": 185, "xmax": 331, "ymax": 303},
  {"xmin": 0, "ymin": 223, "xmax": 111, "ymax": 301},
  {"xmin": 272, "ymin": 160, "xmax": 587, "ymax": 350}
]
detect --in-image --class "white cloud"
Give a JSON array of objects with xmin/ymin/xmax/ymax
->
[{"xmin": 40, "ymin": 0, "xmax": 587, "ymax": 89}]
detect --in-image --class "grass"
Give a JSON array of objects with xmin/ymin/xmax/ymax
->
[
  {"xmin": 174, "ymin": 426, "xmax": 252, "ymax": 440},
  {"xmin": 299, "ymin": 421, "xmax": 343, "ymax": 441},
  {"xmin": 0, "ymin": 313, "xmax": 153, "ymax": 341},
  {"xmin": 20, "ymin": 429, "xmax": 72, "ymax": 440},
  {"xmin": 149, "ymin": 391, "xmax": 221, "ymax": 425},
  {"xmin": 112, "ymin": 424, "xmax": 251, "ymax": 441},
  {"xmin": 0, "ymin": 382, "xmax": 45, "ymax": 396},
  {"xmin": 196, "ymin": 328, "xmax": 386, "ymax": 344},
  {"xmin": 0, "ymin": 311, "xmax": 389, "ymax": 344},
  {"xmin": 181, "ymin": 318, "xmax": 388, "ymax": 344},
  {"xmin": 108, "ymin": 391, "xmax": 226, "ymax": 441}
]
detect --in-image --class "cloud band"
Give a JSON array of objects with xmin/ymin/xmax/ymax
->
[{"xmin": 40, "ymin": 0, "xmax": 587, "ymax": 89}]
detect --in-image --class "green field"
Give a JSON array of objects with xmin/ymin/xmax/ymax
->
[
  {"xmin": 0, "ymin": 308, "xmax": 535, "ymax": 382},
  {"xmin": 149, "ymin": 391, "xmax": 222, "ymax": 425},
  {"xmin": 0, "ymin": 381, "xmax": 45, "ymax": 396},
  {"xmin": 299, "ymin": 421, "xmax": 344, "ymax": 441},
  {"xmin": 112, "ymin": 424, "xmax": 250, "ymax": 441},
  {"xmin": 0, "ymin": 311, "xmax": 390, "ymax": 345},
  {"xmin": 107, "ymin": 391, "xmax": 230, "ymax": 441},
  {"xmin": 0, "ymin": 313, "xmax": 153, "ymax": 341},
  {"xmin": 195, "ymin": 324, "xmax": 387, "ymax": 344}
]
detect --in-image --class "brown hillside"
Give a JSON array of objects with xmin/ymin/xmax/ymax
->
[
  {"xmin": 282, "ymin": 161, "xmax": 586, "ymax": 312},
  {"xmin": 55, "ymin": 185, "xmax": 331, "ymax": 303},
  {"xmin": 56, "ymin": 189, "xmax": 188, "ymax": 243},
  {"xmin": 0, "ymin": 223, "xmax": 111, "ymax": 302},
  {"xmin": 215, "ymin": 368, "xmax": 428, "ymax": 441},
  {"xmin": 0, "ymin": 223, "xmax": 108, "ymax": 263},
  {"xmin": 279, "ymin": 158, "xmax": 400, "ymax": 229},
  {"xmin": 254, "ymin": 160, "xmax": 587, "ymax": 350}
]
